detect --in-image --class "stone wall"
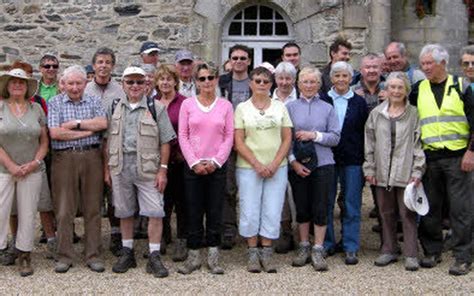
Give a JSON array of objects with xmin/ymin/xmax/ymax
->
[
  {"xmin": 391, "ymin": 0, "xmax": 469, "ymax": 74},
  {"xmin": 0, "ymin": 0, "xmax": 370, "ymax": 77}
]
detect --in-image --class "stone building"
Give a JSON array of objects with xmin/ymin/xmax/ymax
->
[{"xmin": 0, "ymin": 0, "xmax": 471, "ymax": 76}]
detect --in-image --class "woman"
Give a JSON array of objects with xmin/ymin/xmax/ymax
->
[
  {"xmin": 287, "ymin": 67, "xmax": 340, "ymax": 271},
  {"xmin": 234, "ymin": 67, "xmax": 292, "ymax": 273},
  {"xmin": 154, "ymin": 65, "xmax": 188, "ymax": 262},
  {"xmin": 0, "ymin": 68, "xmax": 48, "ymax": 276},
  {"xmin": 272, "ymin": 61, "xmax": 299, "ymax": 105},
  {"xmin": 178, "ymin": 63, "xmax": 234, "ymax": 274},
  {"xmin": 364, "ymin": 72, "xmax": 425, "ymax": 271},
  {"xmin": 320, "ymin": 61, "xmax": 368, "ymax": 265}
]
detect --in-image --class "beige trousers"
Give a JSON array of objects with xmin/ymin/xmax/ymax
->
[{"xmin": 0, "ymin": 171, "xmax": 42, "ymax": 252}]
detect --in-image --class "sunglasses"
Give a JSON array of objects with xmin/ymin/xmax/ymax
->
[
  {"xmin": 253, "ymin": 79, "xmax": 271, "ymax": 85},
  {"xmin": 197, "ymin": 75, "xmax": 215, "ymax": 82},
  {"xmin": 124, "ymin": 80, "xmax": 145, "ymax": 85},
  {"xmin": 231, "ymin": 56, "xmax": 248, "ymax": 61},
  {"xmin": 42, "ymin": 64, "xmax": 59, "ymax": 69},
  {"xmin": 462, "ymin": 61, "xmax": 474, "ymax": 68}
]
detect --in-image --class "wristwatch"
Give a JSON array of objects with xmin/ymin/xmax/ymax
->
[{"xmin": 76, "ymin": 119, "xmax": 82, "ymax": 130}]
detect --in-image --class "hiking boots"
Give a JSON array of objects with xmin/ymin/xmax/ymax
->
[
  {"xmin": 207, "ymin": 247, "xmax": 224, "ymax": 274},
  {"xmin": 18, "ymin": 252, "xmax": 33, "ymax": 277},
  {"xmin": 292, "ymin": 243, "xmax": 311, "ymax": 267},
  {"xmin": 177, "ymin": 249, "xmax": 201, "ymax": 274},
  {"xmin": 260, "ymin": 247, "xmax": 277, "ymax": 273},
  {"xmin": 311, "ymin": 246, "xmax": 328, "ymax": 271},
  {"xmin": 172, "ymin": 239, "xmax": 188, "ymax": 262},
  {"xmin": 405, "ymin": 257, "xmax": 419, "ymax": 271},
  {"xmin": 112, "ymin": 247, "xmax": 137, "ymax": 273},
  {"xmin": 146, "ymin": 251, "xmax": 169, "ymax": 278},
  {"xmin": 374, "ymin": 253, "xmax": 398, "ymax": 267},
  {"xmin": 247, "ymin": 247, "xmax": 261, "ymax": 273}
]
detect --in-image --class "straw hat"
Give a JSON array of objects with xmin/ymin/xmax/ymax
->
[{"xmin": 0, "ymin": 68, "xmax": 38, "ymax": 99}]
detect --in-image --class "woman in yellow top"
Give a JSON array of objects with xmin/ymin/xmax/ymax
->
[{"xmin": 234, "ymin": 67, "xmax": 292, "ymax": 273}]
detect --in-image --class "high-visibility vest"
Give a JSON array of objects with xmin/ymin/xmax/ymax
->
[{"xmin": 417, "ymin": 75, "xmax": 470, "ymax": 151}]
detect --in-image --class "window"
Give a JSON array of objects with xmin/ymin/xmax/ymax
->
[{"xmin": 227, "ymin": 5, "xmax": 289, "ymax": 37}]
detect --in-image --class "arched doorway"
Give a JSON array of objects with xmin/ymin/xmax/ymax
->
[{"xmin": 221, "ymin": 4, "xmax": 294, "ymax": 68}]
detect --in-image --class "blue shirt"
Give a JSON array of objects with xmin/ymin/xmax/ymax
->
[
  {"xmin": 48, "ymin": 93, "xmax": 106, "ymax": 150},
  {"xmin": 328, "ymin": 88, "xmax": 354, "ymax": 130}
]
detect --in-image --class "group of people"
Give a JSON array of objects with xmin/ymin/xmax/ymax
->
[{"xmin": 0, "ymin": 38, "xmax": 473, "ymax": 279}]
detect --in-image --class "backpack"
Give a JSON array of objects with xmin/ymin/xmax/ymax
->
[
  {"xmin": 448, "ymin": 75, "xmax": 464, "ymax": 101},
  {"xmin": 111, "ymin": 96, "xmax": 157, "ymax": 122}
]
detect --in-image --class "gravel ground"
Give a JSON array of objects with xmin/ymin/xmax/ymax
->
[{"xmin": 1, "ymin": 188, "xmax": 473, "ymax": 295}]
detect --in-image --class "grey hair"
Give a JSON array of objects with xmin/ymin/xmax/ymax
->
[
  {"xmin": 298, "ymin": 66, "xmax": 322, "ymax": 84},
  {"xmin": 460, "ymin": 45, "xmax": 474, "ymax": 57},
  {"xmin": 62, "ymin": 65, "xmax": 87, "ymax": 81},
  {"xmin": 274, "ymin": 62, "xmax": 297, "ymax": 79},
  {"xmin": 141, "ymin": 63, "xmax": 156, "ymax": 74},
  {"xmin": 385, "ymin": 71, "xmax": 411, "ymax": 95},
  {"xmin": 330, "ymin": 61, "xmax": 354, "ymax": 78},
  {"xmin": 387, "ymin": 42, "xmax": 407, "ymax": 56},
  {"xmin": 419, "ymin": 44, "xmax": 449, "ymax": 66}
]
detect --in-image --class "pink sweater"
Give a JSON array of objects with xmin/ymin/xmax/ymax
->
[{"xmin": 178, "ymin": 97, "xmax": 234, "ymax": 168}]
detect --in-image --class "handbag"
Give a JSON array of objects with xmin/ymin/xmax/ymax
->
[{"xmin": 293, "ymin": 140, "xmax": 318, "ymax": 171}]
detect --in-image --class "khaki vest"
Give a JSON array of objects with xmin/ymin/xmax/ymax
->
[
  {"xmin": 107, "ymin": 98, "xmax": 161, "ymax": 180},
  {"xmin": 417, "ymin": 75, "xmax": 470, "ymax": 151}
]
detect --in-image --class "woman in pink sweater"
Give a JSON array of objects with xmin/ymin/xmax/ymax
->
[{"xmin": 178, "ymin": 63, "xmax": 234, "ymax": 275}]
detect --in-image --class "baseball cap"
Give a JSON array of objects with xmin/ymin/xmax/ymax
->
[
  {"xmin": 122, "ymin": 66, "xmax": 146, "ymax": 79},
  {"xmin": 140, "ymin": 41, "xmax": 160, "ymax": 55},
  {"xmin": 175, "ymin": 50, "xmax": 194, "ymax": 63}
]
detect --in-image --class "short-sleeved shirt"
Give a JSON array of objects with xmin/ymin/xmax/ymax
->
[
  {"xmin": 234, "ymin": 99, "xmax": 293, "ymax": 168},
  {"xmin": 48, "ymin": 93, "xmax": 106, "ymax": 150},
  {"xmin": 231, "ymin": 78, "xmax": 251, "ymax": 109},
  {"xmin": 85, "ymin": 79, "xmax": 125, "ymax": 111},
  {"xmin": 0, "ymin": 101, "xmax": 46, "ymax": 173},
  {"xmin": 38, "ymin": 81, "xmax": 58, "ymax": 102}
]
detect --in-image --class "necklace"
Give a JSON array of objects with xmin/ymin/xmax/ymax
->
[
  {"xmin": 252, "ymin": 98, "xmax": 270, "ymax": 115},
  {"xmin": 9, "ymin": 101, "xmax": 27, "ymax": 117}
]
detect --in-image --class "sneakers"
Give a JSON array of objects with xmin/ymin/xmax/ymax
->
[
  {"xmin": 109, "ymin": 233, "xmax": 122, "ymax": 257},
  {"xmin": 292, "ymin": 243, "xmax": 311, "ymax": 267},
  {"xmin": 247, "ymin": 247, "xmax": 261, "ymax": 273},
  {"xmin": 18, "ymin": 252, "xmax": 33, "ymax": 277},
  {"xmin": 1, "ymin": 244, "xmax": 17, "ymax": 266},
  {"xmin": 177, "ymin": 249, "xmax": 201, "ymax": 274},
  {"xmin": 87, "ymin": 260, "xmax": 105, "ymax": 273},
  {"xmin": 260, "ymin": 247, "xmax": 277, "ymax": 273},
  {"xmin": 374, "ymin": 253, "xmax": 398, "ymax": 267},
  {"xmin": 420, "ymin": 254, "xmax": 441, "ymax": 268},
  {"xmin": 146, "ymin": 251, "xmax": 169, "ymax": 278},
  {"xmin": 449, "ymin": 261, "xmax": 472, "ymax": 276},
  {"xmin": 344, "ymin": 252, "xmax": 359, "ymax": 265},
  {"xmin": 54, "ymin": 261, "xmax": 72, "ymax": 273},
  {"xmin": 405, "ymin": 257, "xmax": 419, "ymax": 271},
  {"xmin": 207, "ymin": 247, "xmax": 224, "ymax": 274},
  {"xmin": 112, "ymin": 247, "xmax": 137, "ymax": 273},
  {"xmin": 311, "ymin": 246, "xmax": 328, "ymax": 271},
  {"xmin": 45, "ymin": 238, "xmax": 57, "ymax": 260},
  {"xmin": 172, "ymin": 239, "xmax": 188, "ymax": 262}
]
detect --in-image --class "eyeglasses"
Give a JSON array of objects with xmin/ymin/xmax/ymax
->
[
  {"xmin": 197, "ymin": 75, "xmax": 215, "ymax": 82},
  {"xmin": 253, "ymin": 79, "xmax": 271, "ymax": 85},
  {"xmin": 462, "ymin": 61, "xmax": 474, "ymax": 68},
  {"xmin": 42, "ymin": 64, "xmax": 59, "ymax": 69},
  {"xmin": 124, "ymin": 80, "xmax": 145, "ymax": 85},
  {"xmin": 231, "ymin": 56, "xmax": 248, "ymax": 61}
]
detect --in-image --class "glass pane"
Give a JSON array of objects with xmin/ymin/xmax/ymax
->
[
  {"xmin": 234, "ymin": 11, "xmax": 242, "ymax": 20},
  {"xmin": 229, "ymin": 22, "xmax": 242, "ymax": 36},
  {"xmin": 244, "ymin": 6, "xmax": 257, "ymax": 20},
  {"xmin": 275, "ymin": 22, "xmax": 288, "ymax": 35},
  {"xmin": 244, "ymin": 22, "xmax": 257, "ymax": 35},
  {"xmin": 275, "ymin": 11, "xmax": 283, "ymax": 20},
  {"xmin": 260, "ymin": 6, "xmax": 273, "ymax": 20},
  {"xmin": 260, "ymin": 22, "xmax": 273, "ymax": 36}
]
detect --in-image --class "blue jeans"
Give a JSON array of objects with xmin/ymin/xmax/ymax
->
[{"xmin": 324, "ymin": 165, "xmax": 363, "ymax": 253}]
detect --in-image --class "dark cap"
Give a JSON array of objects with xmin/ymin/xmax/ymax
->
[
  {"xmin": 85, "ymin": 64, "xmax": 94, "ymax": 74},
  {"xmin": 140, "ymin": 41, "xmax": 160, "ymax": 54}
]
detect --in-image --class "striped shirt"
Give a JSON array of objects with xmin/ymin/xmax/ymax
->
[{"xmin": 48, "ymin": 93, "xmax": 106, "ymax": 150}]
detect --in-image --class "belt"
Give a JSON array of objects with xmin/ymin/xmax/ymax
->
[{"xmin": 54, "ymin": 144, "xmax": 100, "ymax": 152}]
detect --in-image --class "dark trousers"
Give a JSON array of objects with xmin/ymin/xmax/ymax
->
[
  {"xmin": 184, "ymin": 163, "xmax": 227, "ymax": 250},
  {"xmin": 222, "ymin": 152, "xmax": 237, "ymax": 237},
  {"xmin": 51, "ymin": 149, "xmax": 103, "ymax": 264},
  {"xmin": 289, "ymin": 165, "xmax": 334, "ymax": 225},
  {"xmin": 419, "ymin": 156, "xmax": 472, "ymax": 263},
  {"xmin": 376, "ymin": 187, "xmax": 417, "ymax": 257},
  {"xmin": 164, "ymin": 162, "xmax": 186, "ymax": 239}
]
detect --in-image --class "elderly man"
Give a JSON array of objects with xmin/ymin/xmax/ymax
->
[
  {"xmin": 409, "ymin": 44, "xmax": 474, "ymax": 276},
  {"xmin": 105, "ymin": 67, "xmax": 175, "ymax": 278},
  {"xmin": 353, "ymin": 53, "xmax": 385, "ymax": 112},
  {"xmin": 38, "ymin": 54, "xmax": 60, "ymax": 101},
  {"xmin": 48, "ymin": 65, "xmax": 108, "ymax": 273},
  {"xmin": 385, "ymin": 42, "xmax": 425, "ymax": 84},
  {"xmin": 320, "ymin": 37, "xmax": 353, "ymax": 94},
  {"xmin": 175, "ymin": 49, "xmax": 196, "ymax": 97},
  {"xmin": 461, "ymin": 45, "xmax": 474, "ymax": 87},
  {"xmin": 140, "ymin": 41, "xmax": 160, "ymax": 67},
  {"xmin": 85, "ymin": 47, "xmax": 125, "ymax": 256}
]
